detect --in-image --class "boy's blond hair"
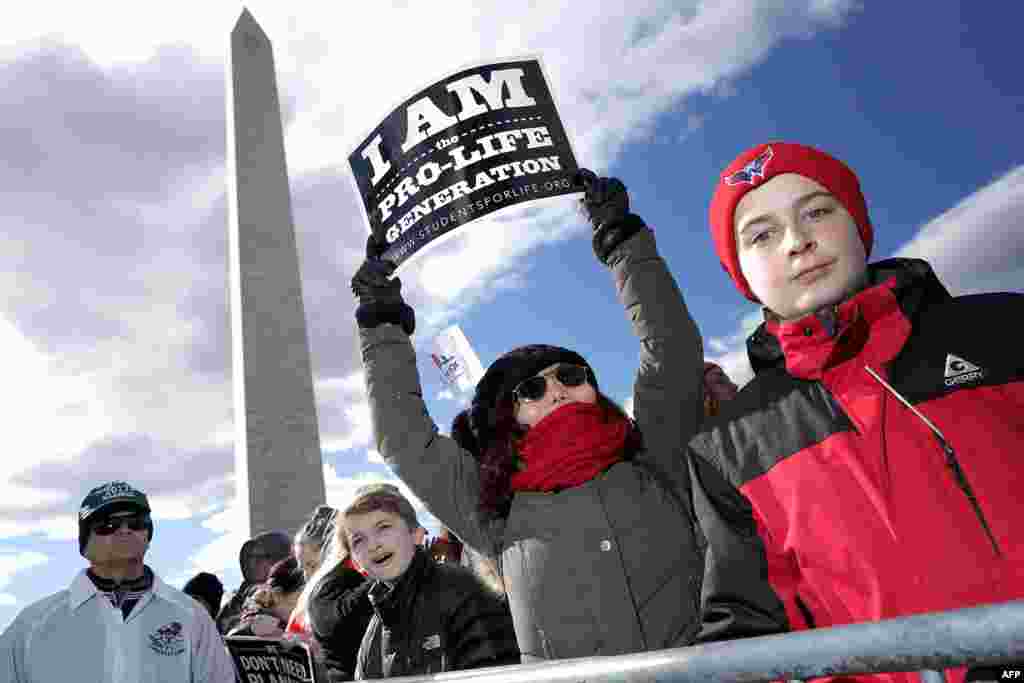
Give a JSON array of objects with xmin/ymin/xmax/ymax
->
[{"xmin": 337, "ymin": 483, "xmax": 421, "ymax": 554}]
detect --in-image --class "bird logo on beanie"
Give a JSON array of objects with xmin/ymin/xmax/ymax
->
[{"xmin": 724, "ymin": 146, "xmax": 773, "ymax": 186}]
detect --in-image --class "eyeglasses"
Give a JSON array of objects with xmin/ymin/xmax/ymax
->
[
  {"xmin": 512, "ymin": 364, "xmax": 589, "ymax": 403},
  {"xmin": 91, "ymin": 514, "xmax": 150, "ymax": 535}
]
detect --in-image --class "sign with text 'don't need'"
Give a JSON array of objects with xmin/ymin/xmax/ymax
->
[
  {"xmin": 225, "ymin": 637, "xmax": 316, "ymax": 683},
  {"xmin": 348, "ymin": 56, "xmax": 579, "ymax": 269}
]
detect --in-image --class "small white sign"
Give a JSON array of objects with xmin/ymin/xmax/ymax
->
[{"xmin": 432, "ymin": 325, "xmax": 485, "ymax": 393}]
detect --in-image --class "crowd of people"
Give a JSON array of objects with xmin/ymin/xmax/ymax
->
[{"xmin": 1, "ymin": 140, "xmax": 1020, "ymax": 683}]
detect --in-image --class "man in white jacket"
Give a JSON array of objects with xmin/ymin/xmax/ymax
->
[{"xmin": 0, "ymin": 480, "xmax": 237, "ymax": 682}]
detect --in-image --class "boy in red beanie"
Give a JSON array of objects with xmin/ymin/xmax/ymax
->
[{"xmin": 691, "ymin": 141, "xmax": 1024, "ymax": 683}]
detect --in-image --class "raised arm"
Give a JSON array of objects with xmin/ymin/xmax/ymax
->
[
  {"xmin": 351, "ymin": 237, "xmax": 500, "ymax": 558},
  {"xmin": 579, "ymin": 170, "xmax": 705, "ymax": 492}
]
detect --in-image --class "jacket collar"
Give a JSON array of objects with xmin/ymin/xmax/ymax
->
[
  {"xmin": 69, "ymin": 565, "xmax": 163, "ymax": 612},
  {"xmin": 69, "ymin": 569, "xmax": 99, "ymax": 610},
  {"xmin": 367, "ymin": 547, "xmax": 431, "ymax": 621},
  {"xmin": 747, "ymin": 258, "xmax": 950, "ymax": 380}
]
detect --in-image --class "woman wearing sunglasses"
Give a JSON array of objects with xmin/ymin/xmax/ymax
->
[{"xmin": 351, "ymin": 170, "xmax": 706, "ymax": 662}]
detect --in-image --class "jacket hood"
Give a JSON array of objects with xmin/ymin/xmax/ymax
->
[
  {"xmin": 747, "ymin": 258, "xmax": 950, "ymax": 376},
  {"xmin": 238, "ymin": 530, "xmax": 293, "ymax": 583}
]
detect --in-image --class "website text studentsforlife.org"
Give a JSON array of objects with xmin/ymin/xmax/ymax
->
[{"xmin": 349, "ymin": 58, "xmax": 579, "ymax": 266}]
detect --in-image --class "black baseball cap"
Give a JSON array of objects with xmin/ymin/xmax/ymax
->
[{"xmin": 78, "ymin": 481, "xmax": 152, "ymax": 555}]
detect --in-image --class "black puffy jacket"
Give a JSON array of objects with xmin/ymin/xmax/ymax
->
[
  {"xmin": 307, "ymin": 563, "xmax": 374, "ymax": 682},
  {"xmin": 354, "ymin": 548, "xmax": 520, "ymax": 679}
]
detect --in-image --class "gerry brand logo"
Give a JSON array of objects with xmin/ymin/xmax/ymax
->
[{"xmin": 944, "ymin": 353, "xmax": 985, "ymax": 387}]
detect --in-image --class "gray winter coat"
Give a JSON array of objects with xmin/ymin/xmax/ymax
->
[{"xmin": 358, "ymin": 229, "xmax": 705, "ymax": 661}]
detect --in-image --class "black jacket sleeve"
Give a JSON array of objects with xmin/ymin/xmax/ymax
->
[
  {"xmin": 447, "ymin": 580, "xmax": 520, "ymax": 671},
  {"xmin": 216, "ymin": 582, "xmax": 254, "ymax": 635},
  {"xmin": 308, "ymin": 569, "xmax": 375, "ymax": 682},
  {"xmin": 687, "ymin": 444, "xmax": 789, "ymax": 642}
]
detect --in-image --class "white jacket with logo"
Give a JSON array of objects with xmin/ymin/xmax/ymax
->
[{"xmin": 0, "ymin": 569, "xmax": 237, "ymax": 682}]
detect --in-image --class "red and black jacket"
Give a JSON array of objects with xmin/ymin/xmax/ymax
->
[{"xmin": 688, "ymin": 258, "xmax": 1024, "ymax": 682}]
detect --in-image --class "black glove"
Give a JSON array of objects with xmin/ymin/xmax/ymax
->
[
  {"xmin": 575, "ymin": 168, "xmax": 647, "ymax": 264},
  {"xmin": 351, "ymin": 234, "xmax": 415, "ymax": 335}
]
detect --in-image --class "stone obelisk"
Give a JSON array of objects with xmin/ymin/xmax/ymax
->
[{"xmin": 226, "ymin": 8, "xmax": 326, "ymax": 537}]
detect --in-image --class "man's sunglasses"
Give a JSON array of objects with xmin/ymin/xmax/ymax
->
[
  {"xmin": 512, "ymin": 364, "xmax": 590, "ymax": 403},
  {"xmin": 91, "ymin": 514, "xmax": 150, "ymax": 535}
]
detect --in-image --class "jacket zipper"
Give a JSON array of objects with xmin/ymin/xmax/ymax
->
[{"xmin": 864, "ymin": 365, "xmax": 1001, "ymax": 557}]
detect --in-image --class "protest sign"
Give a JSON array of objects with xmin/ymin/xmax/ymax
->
[
  {"xmin": 225, "ymin": 636, "xmax": 316, "ymax": 683},
  {"xmin": 349, "ymin": 56, "xmax": 579, "ymax": 268},
  {"xmin": 431, "ymin": 324, "xmax": 485, "ymax": 393}
]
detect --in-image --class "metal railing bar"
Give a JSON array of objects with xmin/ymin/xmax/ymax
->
[{"xmin": 370, "ymin": 600, "xmax": 1024, "ymax": 683}]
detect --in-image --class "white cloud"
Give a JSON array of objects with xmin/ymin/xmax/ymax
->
[
  {"xmin": 0, "ymin": 551, "xmax": 49, "ymax": 600},
  {"xmin": 186, "ymin": 522, "xmax": 247, "ymax": 586},
  {"xmin": 315, "ymin": 371, "xmax": 365, "ymax": 393},
  {"xmin": 0, "ymin": 1, "xmax": 862, "ymax": 545},
  {"xmin": 312, "ymin": 373, "xmax": 379, "ymax": 455},
  {"xmin": 0, "ymin": 317, "xmax": 114, "ymax": 480},
  {"xmin": 320, "ymin": 401, "xmax": 373, "ymax": 453},
  {"xmin": 894, "ymin": 165, "xmax": 1024, "ymax": 296}
]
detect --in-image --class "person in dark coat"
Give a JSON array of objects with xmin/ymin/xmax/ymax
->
[
  {"xmin": 689, "ymin": 140, "xmax": 1024, "ymax": 683},
  {"xmin": 349, "ymin": 170, "xmax": 705, "ymax": 661},
  {"xmin": 306, "ymin": 545, "xmax": 374, "ymax": 681},
  {"xmin": 339, "ymin": 484, "xmax": 519, "ymax": 679},
  {"xmin": 227, "ymin": 556, "xmax": 305, "ymax": 638},
  {"xmin": 216, "ymin": 530, "xmax": 292, "ymax": 634}
]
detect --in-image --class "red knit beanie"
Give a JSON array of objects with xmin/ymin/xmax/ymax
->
[{"xmin": 708, "ymin": 142, "xmax": 873, "ymax": 301}]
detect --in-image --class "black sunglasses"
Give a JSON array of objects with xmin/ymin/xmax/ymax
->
[
  {"xmin": 512, "ymin": 364, "xmax": 589, "ymax": 403},
  {"xmin": 91, "ymin": 514, "xmax": 149, "ymax": 536}
]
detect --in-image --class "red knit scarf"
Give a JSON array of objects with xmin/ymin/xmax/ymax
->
[{"xmin": 510, "ymin": 402, "xmax": 630, "ymax": 493}]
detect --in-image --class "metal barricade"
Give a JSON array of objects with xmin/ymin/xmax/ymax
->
[{"xmin": 375, "ymin": 600, "xmax": 1024, "ymax": 683}]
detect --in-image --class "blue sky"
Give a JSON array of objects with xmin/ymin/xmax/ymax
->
[{"xmin": 1, "ymin": 2, "xmax": 1022, "ymax": 629}]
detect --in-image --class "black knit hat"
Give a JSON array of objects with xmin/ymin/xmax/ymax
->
[
  {"xmin": 183, "ymin": 572, "xmax": 224, "ymax": 617},
  {"xmin": 458, "ymin": 345, "xmax": 595, "ymax": 455},
  {"xmin": 78, "ymin": 481, "xmax": 153, "ymax": 556}
]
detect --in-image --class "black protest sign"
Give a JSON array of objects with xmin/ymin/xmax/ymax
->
[
  {"xmin": 348, "ymin": 56, "xmax": 579, "ymax": 268},
  {"xmin": 225, "ymin": 637, "xmax": 315, "ymax": 683}
]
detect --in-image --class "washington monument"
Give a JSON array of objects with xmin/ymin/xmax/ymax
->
[{"xmin": 226, "ymin": 9, "xmax": 326, "ymax": 536}]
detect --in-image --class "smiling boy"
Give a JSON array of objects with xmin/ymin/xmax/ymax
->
[
  {"xmin": 340, "ymin": 483, "xmax": 519, "ymax": 680},
  {"xmin": 689, "ymin": 142, "xmax": 1024, "ymax": 683}
]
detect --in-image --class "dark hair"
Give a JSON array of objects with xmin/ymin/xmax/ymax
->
[
  {"xmin": 182, "ymin": 572, "xmax": 224, "ymax": 618},
  {"xmin": 453, "ymin": 392, "xmax": 641, "ymax": 520},
  {"xmin": 266, "ymin": 556, "xmax": 305, "ymax": 595},
  {"xmin": 295, "ymin": 505, "xmax": 337, "ymax": 551}
]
